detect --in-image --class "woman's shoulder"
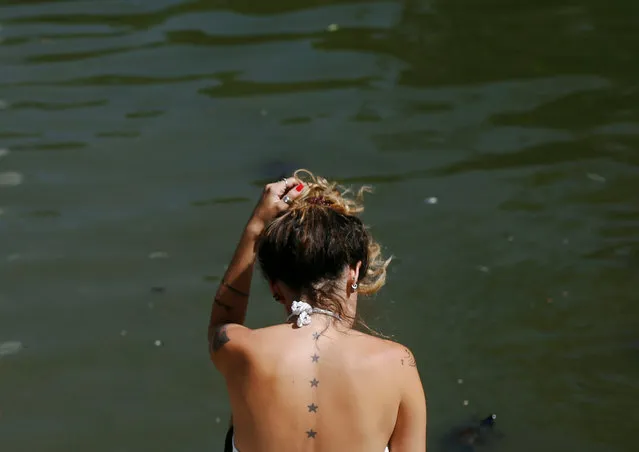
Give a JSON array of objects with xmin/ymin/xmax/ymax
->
[
  {"xmin": 345, "ymin": 330, "xmax": 418, "ymax": 367},
  {"xmin": 234, "ymin": 324, "xmax": 418, "ymax": 369},
  {"xmin": 350, "ymin": 328, "xmax": 410, "ymax": 349}
]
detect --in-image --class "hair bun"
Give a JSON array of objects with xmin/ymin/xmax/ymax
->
[
  {"xmin": 306, "ymin": 196, "xmax": 333, "ymax": 207},
  {"xmin": 290, "ymin": 169, "xmax": 367, "ymax": 217}
]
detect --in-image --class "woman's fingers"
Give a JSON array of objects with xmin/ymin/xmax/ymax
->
[
  {"xmin": 255, "ymin": 177, "xmax": 305, "ymax": 221},
  {"xmin": 281, "ymin": 177, "xmax": 296, "ymax": 191},
  {"xmin": 266, "ymin": 177, "xmax": 299, "ymax": 198},
  {"xmin": 274, "ymin": 181, "xmax": 305, "ymax": 211},
  {"xmin": 264, "ymin": 179, "xmax": 288, "ymax": 198},
  {"xmin": 251, "ymin": 178, "xmax": 304, "ymax": 226},
  {"xmin": 270, "ymin": 177, "xmax": 299, "ymax": 197}
]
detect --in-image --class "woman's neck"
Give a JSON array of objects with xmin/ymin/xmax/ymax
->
[{"xmin": 285, "ymin": 299, "xmax": 357, "ymax": 330}]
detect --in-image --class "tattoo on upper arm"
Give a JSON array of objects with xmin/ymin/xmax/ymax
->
[
  {"xmin": 214, "ymin": 297, "xmax": 233, "ymax": 312},
  {"xmin": 212, "ymin": 325, "xmax": 230, "ymax": 352},
  {"xmin": 401, "ymin": 348, "xmax": 417, "ymax": 367},
  {"xmin": 222, "ymin": 280, "xmax": 249, "ymax": 297}
]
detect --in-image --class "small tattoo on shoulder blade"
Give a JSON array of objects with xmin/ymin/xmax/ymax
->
[{"xmin": 402, "ymin": 348, "xmax": 416, "ymax": 367}]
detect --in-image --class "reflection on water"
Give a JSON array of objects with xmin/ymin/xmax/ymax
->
[
  {"xmin": 0, "ymin": 0, "xmax": 638, "ymax": 451},
  {"xmin": 0, "ymin": 340, "xmax": 23, "ymax": 357},
  {"xmin": 0, "ymin": 171, "xmax": 23, "ymax": 186}
]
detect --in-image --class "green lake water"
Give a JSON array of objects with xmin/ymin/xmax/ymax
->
[{"xmin": 0, "ymin": 0, "xmax": 638, "ymax": 451}]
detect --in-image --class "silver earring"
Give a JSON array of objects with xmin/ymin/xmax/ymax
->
[{"xmin": 351, "ymin": 283, "xmax": 358, "ymax": 291}]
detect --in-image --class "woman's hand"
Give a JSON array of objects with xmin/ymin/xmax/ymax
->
[{"xmin": 248, "ymin": 178, "xmax": 304, "ymax": 233}]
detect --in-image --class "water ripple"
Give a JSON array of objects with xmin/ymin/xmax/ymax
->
[
  {"xmin": 199, "ymin": 75, "xmax": 376, "ymax": 98},
  {"xmin": 10, "ymin": 99, "xmax": 107, "ymax": 111}
]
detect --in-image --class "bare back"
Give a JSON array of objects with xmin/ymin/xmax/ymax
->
[
  {"xmin": 214, "ymin": 319, "xmax": 426, "ymax": 452},
  {"xmin": 207, "ymin": 172, "xmax": 426, "ymax": 450}
]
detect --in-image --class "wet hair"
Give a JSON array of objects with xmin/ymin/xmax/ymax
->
[{"xmin": 256, "ymin": 169, "xmax": 391, "ymax": 328}]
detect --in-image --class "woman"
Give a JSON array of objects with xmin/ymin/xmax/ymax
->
[{"xmin": 208, "ymin": 170, "xmax": 427, "ymax": 451}]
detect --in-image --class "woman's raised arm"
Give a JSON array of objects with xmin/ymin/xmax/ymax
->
[{"xmin": 208, "ymin": 178, "xmax": 304, "ymax": 361}]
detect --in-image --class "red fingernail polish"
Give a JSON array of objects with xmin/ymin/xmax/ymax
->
[{"xmin": 295, "ymin": 183, "xmax": 303, "ymax": 192}]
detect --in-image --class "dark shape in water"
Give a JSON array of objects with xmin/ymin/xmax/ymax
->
[
  {"xmin": 151, "ymin": 287, "xmax": 166, "ymax": 294},
  {"xmin": 443, "ymin": 414, "xmax": 499, "ymax": 451},
  {"xmin": 260, "ymin": 159, "xmax": 300, "ymax": 181}
]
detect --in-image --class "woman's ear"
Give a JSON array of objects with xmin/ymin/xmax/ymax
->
[
  {"xmin": 269, "ymin": 280, "xmax": 285, "ymax": 304},
  {"xmin": 350, "ymin": 261, "xmax": 362, "ymax": 283}
]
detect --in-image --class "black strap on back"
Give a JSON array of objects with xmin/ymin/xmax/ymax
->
[{"xmin": 223, "ymin": 425, "xmax": 234, "ymax": 452}]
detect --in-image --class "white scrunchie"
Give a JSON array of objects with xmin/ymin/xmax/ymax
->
[{"xmin": 290, "ymin": 300, "xmax": 313, "ymax": 328}]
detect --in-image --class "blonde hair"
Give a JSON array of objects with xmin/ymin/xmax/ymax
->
[{"xmin": 290, "ymin": 169, "xmax": 390, "ymax": 296}]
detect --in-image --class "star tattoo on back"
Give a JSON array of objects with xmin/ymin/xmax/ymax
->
[{"xmin": 306, "ymin": 429, "xmax": 317, "ymax": 439}]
